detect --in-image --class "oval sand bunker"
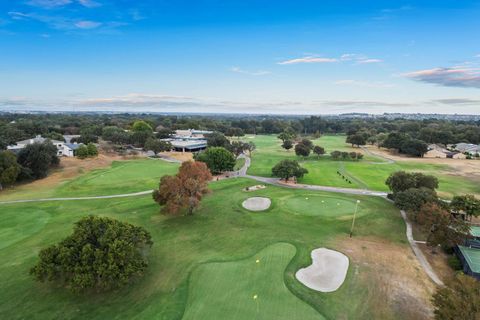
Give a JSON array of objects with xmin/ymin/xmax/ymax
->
[
  {"xmin": 296, "ymin": 248, "xmax": 349, "ymax": 292},
  {"xmin": 242, "ymin": 197, "xmax": 271, "ymax": 211}
]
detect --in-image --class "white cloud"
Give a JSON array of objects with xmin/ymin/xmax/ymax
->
[
  {"xmin": 78, "ymin": 0, "xmax": 101, "ymax": 8},
  {"xmin": 357, "ymin": 58, "xmax": 383, "ymax": 64},
  {"xmin": 230, "ymin": 66, "xmax": 271, "ymax": 76},
  {"xmin": 75, "ymin": 20, "xmax": 102, "ymax": 29},
  {"xmin": 277, "ymin": 56, "xmax": 337, "ymax": 65}
]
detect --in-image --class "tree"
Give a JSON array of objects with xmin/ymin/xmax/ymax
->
[
  {"xmin": 385, "ymin": 171, "xmax": 438, "ymax": 195},
  {"xmin": 331, "ymin": 150, "xmax": 342, "ymax": 160},
  {"xmin": 451, "ymin": 194, "xmax": 480, "ymax": 220},
  {"xmin": 346, "ymin": 133, "xmax": 366, "ymax": 147},
  {"xmin": 277, "ymin": 128, "xmax": 296, "ymax": 143},
  {"xmin": 130, "ymin": 131, "xmax": 152, "ymax": 147},
  {"xmin": 76, "ymin": 145, "xmax": 89, "ymax": 159},
  {"xmin": 17, "ymin": 141, "xmax": 59, "ymax": 179},
  {"xmin": 144, "ymin": 138, "xmax": 172, "ymax": 155},
  {"xmin": 295, "ymin": 143, "xmax": 311, "ymax": 157},
  {"xmin": 417, "ymin": 202, "xmax": 469, "ymax": 249},
  {"xmin": 381, "ymin": 132, "xmax": 407, "ymax": 150},
  {"xmin": 195, "ymin": 147, "xmax": 236, "ymax": 174},
  {"xmin": 313, "ymin": 145, "xmax": 325, "ymax": 157},
  {"xmin": 30, "ymin": 215, "xmax": 153, "ymax": 292},
  {"xmin": 400, "ymin": 138, "xmax": 428, "ymax": 157},
  {"xmin": 225, "ymin": 127, "xmax": 245, "ymax": 138},
  {"xmin": 432, "ymin": 274, "xmax": 480, "ymax": 320},
  {"xmin": 86, "ymin": 143, "xmax": 98, "ymax": 157},
  {"xmin": 0, "ymin": 151, "xmax": 21, "ymax": 190},
  {"xmin": 153, "ymin": 161, "xmax": 212, "ymax": 215},
  {"xmin": 0, "ymin": 137, "xmax": 7, "ymax": 150},
  {"xmin": 393, "ymin": 187, "xmax": 438, "ymax": 213},
  {"xmin": 245, "ymin": 141, "xmax": 256, "ymax": 155},
  {"xmin": 102, "ymin": 126, "xmax": 130, "ymax": 144},
  {"xmin": 282, "ymin": 139, "xmax": 293, "ymax": 151},
  {"xmin": 132, "ymin": 120, "xmax": 153, "ymax": 133},
  {"xmin": 206, "ymin": 132, "xmax": 230, "ymax": 148},
  {"xmin": 299, "ymin": 138, "xmax": 314, "ymax": 150},
  {"xmin": 271, "ymin": 159, "xmax": 308, "ymax": 181},
  {"xmin": 229, "ymin": 141, "xmax": 249, "ymax": 157}
]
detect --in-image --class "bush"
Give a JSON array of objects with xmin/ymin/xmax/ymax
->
[{"xmin": 447, "ymin": 256, "xmax": 462, "ymax": 270}]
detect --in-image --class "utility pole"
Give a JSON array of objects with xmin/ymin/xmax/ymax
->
[{"xmin": 350, "ymin": 200, "xmax": 361, "ymax": 238}]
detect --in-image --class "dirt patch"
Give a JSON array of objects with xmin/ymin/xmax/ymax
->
[
  {"xmin": 363, "ymin": 145, "xmax": 480, "ymax": 178},
  {"xmin": 417, "ymin": 243, "xmax": 456, "ymax": 283},
  {"xmin": 337, "ymin": 236, "xmax": 435, "ymax": 320},
  {"xmin": 161, "ymin": 151, "xmax": 193, "ymax": 162}
]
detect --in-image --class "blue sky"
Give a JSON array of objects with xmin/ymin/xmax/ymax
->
[{"xmin": 0, "ymin": 0, "xmax": 479, "ymax": 114}]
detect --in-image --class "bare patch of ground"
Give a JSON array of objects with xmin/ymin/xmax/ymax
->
[
  {"xmin": 337, "ymin": 236, "xmax": 435, "ymax": 320},
  {"xmin": 242, "ymin": 197, "xmax": 271, "ymax": 211},
  {"xmin": 363, "ymin": 145, "xmax": 480, "ymax": 178},
  {"xmin": 161, "ymin": 151, "xmax": 193, "ymax": 162},
  {"xmin": 417, "ymin": 243, "xmax": 456, "ymax": 283}
]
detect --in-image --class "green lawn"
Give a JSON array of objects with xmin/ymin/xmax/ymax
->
[
  {"xmin": 246, "ymin": 135, "xmax": 480, "ymax": 198},
  {"xmin": 0, "ymin": 159, "xmax": 407, "ymax": 319}
]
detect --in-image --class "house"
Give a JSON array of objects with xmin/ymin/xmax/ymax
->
[
  {"xmin": 157, "ymin": 129, "xmax": 212, "ymax": 153},
  {"xmin": 62, "ymin": 143, "xmax": 84, "ymax": 157},
  {"xmin": 6, "ymin": 135, "xmax": 83, "ymax": 157},
  {"xmin": 455, "ymin": 226, "xmax": 480, "ymax": 280},
  {"xmin": 453, "ymin": 143, "xmax": 480, "ymax": 156},
  {"xmin": 424, "ymin": 144, "xmax": 466, "ymax": 159}
]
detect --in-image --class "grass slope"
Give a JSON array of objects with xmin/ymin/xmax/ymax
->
[{"xmin": 183, "ymin": 243, "xmax": 324, "ymax": 320}]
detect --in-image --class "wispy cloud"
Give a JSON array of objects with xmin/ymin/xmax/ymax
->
[
  {"xmin": 374, "ymin": 5, "xmax": 413, "ymax": 20},
  {"xmin": 340, "ymin": 53, "xmax": 383, "ymax": 64},
  {"xmin": 78, "ymin": 0, "xmax": 101, "ymax": 8},
  {"xmin": 334, "ymin": 79, "xmax": 394, "ymax": 88},
  {"xmin": 230, "ymin": 66, "xmax": 271, "ymax": 76},
  {"xmin": 277, "ymin": 56, "xmax": 337, "ymax": 65},
  {"xmin": 75, "ymin": 20, "xmax": 101, "ymax": 29},
  {"xmin": 433, "ymin": 98, "xmax": 480, "ymax": 105},
  {"xmin": 27, "ymin": 0, "xmax": 72, "ymax": 8},
  {"xmin": 404, "ymin": 66, "xmax": 480, "ymax": 88}
]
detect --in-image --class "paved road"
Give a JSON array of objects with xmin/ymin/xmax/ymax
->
[{"xmin": 0, "ymin": 153, "xmax": 444, "ymax": 286}]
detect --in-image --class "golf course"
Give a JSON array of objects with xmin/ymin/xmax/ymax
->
[{"xmin": 0, "ymin": 153, "xmax": 433, "ymax": 319}]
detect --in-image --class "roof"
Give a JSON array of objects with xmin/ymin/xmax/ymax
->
[
  {"xmin": 64, "ymin": 143, "xmax": 84, "ymax": 150},
  {"xmin": 471, "ymin": 226, "xmax": 480, "ymax": 238},
  {"xmin": 171, "ymin": 140, "xmax": 207, "ymax": 149},
  {"xmin": 458, "ymin": 245, "xmax": 480, "ymax": 273},
  {"xmin": 14, "ymin": 135, "xmax": 63, "ymax": 146}
]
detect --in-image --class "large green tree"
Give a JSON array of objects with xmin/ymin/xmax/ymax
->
[
  {"xmin": 30, "ymin": 216, "xmax": 153, "ymax": 292},
  {"xmin": 144, "ymin": 138, "xmax": 172, "ymax": 155},
  {"xmin": 386, "ymin": 171, "xmax": 438, "ymax": 195},
  {"xmin": 272, "ymin": 159, "xmax": 308, "ymax": 181},
  {"xmin": 433, "ymin": 274, "xmax": 480, "ymax": 320},
  {"xmin": 206, "ymin": 132, "xmax": 230, "ymax": 148},
  {"xmin": 17, "ymin": 141, "xmax": 59, "ymax": 179},
  {"xmin": 132, "ymin": 120, "xmax": 153, "ymax": 133},
  {"xmin": 195, "ymin": 147, "xmax": 236, "ymax": 174},
  {"xmin": 0, "ymin": 151, "xmax": 21, "ymax": 190},
  {"xmin": 393, "ymin": 187, "xmax": 438, "ymax": 213},
  {"xmin": 346, "ymin": 133, "xmax": 366, "ymax": 147},
  {"xmin": 451, "ymin": 194, "xmax": 480, "ymax": 220}
]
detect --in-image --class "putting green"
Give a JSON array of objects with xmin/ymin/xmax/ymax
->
[
  {"xmin": 182, "ymin": 243, "xmax": 324, "ymax": 320},
  {"xmin": 282, "ymin": 195, "xmax": 362, "ymax": 218},
  {"xmin": 0, "ymin": 208, "xmax": 50, "ymax": 250}
]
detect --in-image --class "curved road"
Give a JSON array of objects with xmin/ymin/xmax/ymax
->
[{"xmin": 0, "ymin": 153, "xmax": 443, "ymax": 286}]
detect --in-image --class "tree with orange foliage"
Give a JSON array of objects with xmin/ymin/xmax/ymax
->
[
  {"xmin": 152, "ymin": 161, "xmax": 212, "ymax": 215},
  {"xmin": 417, "ymin": 202, "xmax": 469, "ymax": 250}
]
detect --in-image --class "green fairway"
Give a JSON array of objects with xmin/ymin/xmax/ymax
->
[
  {"xmin": 183, "ymin": 243, "xmax": 324, "ymax": 320},
  {"xmin": 282, "ymin": 194, "xmax": 362, "ymax": 218},
  {"xmin": 246, "ymin": 135, "xmax": 480, "ymax": 198},
  {"xmin": 0, "ymin": 172, "xmax": 407, "ymax": 319}
]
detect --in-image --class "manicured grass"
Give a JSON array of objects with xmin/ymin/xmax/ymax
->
[
  {"xmin": 247, "ymin": 135, "xmax": 480, "ymax": 198},
  {"xmin": 183, "ymin": 243, "xmax": 324, "ymax": 320},
  {"xmin": 55, "ymin": 159, "xmax": 179, "ymax": 197},
  {"xmin": 282, "ymin": 194, "xmax": 363, "ymax": 218},
  {"xmin": 0, "ymin": 174, "xmax": 406, "ymax": 319}
]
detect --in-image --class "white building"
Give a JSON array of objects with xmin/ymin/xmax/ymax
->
[
  {"xmin": 7, "ymin": 135, "xmax": 82, "ymax": 157},
  {"xmin": 453, "ymin": 143, "xmax": 480, "ymax": 156}
]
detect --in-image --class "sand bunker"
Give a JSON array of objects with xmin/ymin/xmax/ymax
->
[
  {"xmin": 244, "ymin": 185, "xmax": 266, "ymax": 192},
  {"xmin": 242, "ymin": 197, "xmax": 271, "ymax": 211},
  {"xmin": 296, "ymin": 248, "xmax": 349, "ymax": 292}
]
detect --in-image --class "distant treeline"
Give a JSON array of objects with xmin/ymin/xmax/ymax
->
[{"xmin": 1, "ymin": 114, "xmax": 480, "ymax": 149}]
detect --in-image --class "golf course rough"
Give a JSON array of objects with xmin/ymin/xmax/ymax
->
[
  {"xmin": 182, "ymin": 243, "xmax": 325, "ymax": 320},
  {"xmin": 296, "ymin": 248, "xmax": 349, "ymax": 293},
  {"xmin": 242, "ymin": 197, "xmax": 272, "ymax": 211}
]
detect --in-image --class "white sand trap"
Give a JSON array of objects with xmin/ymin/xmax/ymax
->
[
  {"xmin": 244, "ymin": 185, "xmax": 266, "ymax": 192},
  {"xmin": 242, "ymin": 197, "xmax": 271, "ymax": 211},
  {"xmin": 296, "ymin": 248, "xmax": 349, "ymax": 292}
]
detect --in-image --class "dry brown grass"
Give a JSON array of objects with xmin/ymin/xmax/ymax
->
[
  {"xmin": 418, "ymin": 243, "xmax": 456, "ymax": 283},
  {"xmin": 161, "ymin": 151, "xmax": 194, "ymax": 162},
  {"xmin": 364, "ymin": 145, "xmax": 480, "ymax": 178},
  {"xmin": 337, "ymin": 236, "xmax": 435, "ymax": 320}
]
